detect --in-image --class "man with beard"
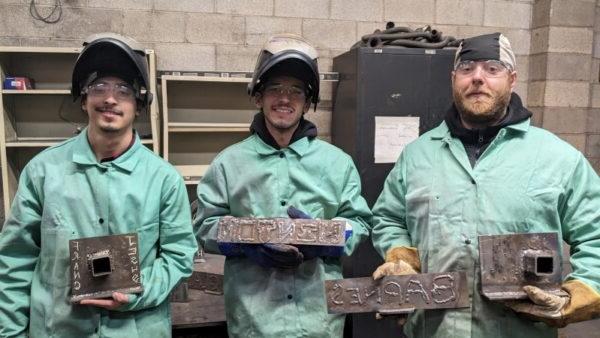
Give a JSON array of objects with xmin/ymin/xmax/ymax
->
[
  {"xmin": 194, "ymin": 34, "xmax": 372, "ymax": 337},
  {"xmin": 370, "ymin": 33, "xmax": 600, "ymax": 337},
  {"xmin": 0, "ymin": 33, "xmax": 197, "ymax": 337}
]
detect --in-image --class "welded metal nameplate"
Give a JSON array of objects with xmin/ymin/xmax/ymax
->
[
  {"xmin": 217, "ymin": 216, "xmax": 345, "ymax": 246},
  {"xmin": 69, "ymin": 233, "xmax": 143, "ymax": 302},
  {"xmin": 479, "ymin": 232, "xmax": 566, "ymax": 300},
  {"xmin": 324, "ymin": 272, "xmax": 469, "ymax": 314}
]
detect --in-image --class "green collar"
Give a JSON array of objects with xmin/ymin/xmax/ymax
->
[
  {"xmin": 72, "ymin": 128, "xmax": 141, "ymax": 173},
  {"xmin": 430, "ymin": 118, "xmax": 531, "ymax": 141},
  {"xmin": 253, "ymin": 133, "xmax": 311, "ymax": 157}
]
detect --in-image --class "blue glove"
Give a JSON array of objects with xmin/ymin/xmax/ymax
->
[
  {"xmin": 241, "ymin": 243, "xmax": 304, "ymax": 269},
  {"xmin": 286, "ymin": 206, "xmax": 352, "ymax": 259}
]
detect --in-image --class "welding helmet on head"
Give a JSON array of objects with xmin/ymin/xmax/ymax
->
[
  {"xmin": 71, "ymin": 32, "xmax": 153, "ymax": 109},
  {"xmin": 248, "ymin": 34, "xmax": 320, "ymax": 110}
]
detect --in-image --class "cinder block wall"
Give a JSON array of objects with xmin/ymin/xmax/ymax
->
[{"xmin": 0, "ymin": 0, "xmax": 535, "ymax": 144}]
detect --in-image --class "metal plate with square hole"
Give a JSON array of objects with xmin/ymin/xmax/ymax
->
[
  {"xmin": 479, "ymin": 232, "xmax": 567, "ymax": 300},
  {"xmin": 69, "ymin": 233, "xmax": 143, "ymax": 302}
]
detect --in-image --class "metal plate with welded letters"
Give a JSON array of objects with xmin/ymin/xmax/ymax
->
[
  {"xmin": 69, "ymin": 233, "xmax": 143, "ymax": 302},
  {"xmin": 217, "ymin": 216, "xmax": 346, "ymax": 246},
  {"xmin": 479, "ymin": 232, "xmax": 567, "ymax": 300},
  {"xmin": 324, "ymin": 272, "xmax": 469, "ymax": 314}
]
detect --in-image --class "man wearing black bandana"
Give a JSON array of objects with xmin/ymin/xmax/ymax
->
[
  {"xmin": 194, "ymin": 34, "xmax": 372, "ymax": 337},
  {"xmin": 371, "ymin": 33, "xmax": 600, "ymax": 337}
]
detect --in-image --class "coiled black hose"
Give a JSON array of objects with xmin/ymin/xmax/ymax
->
[{"xmin": 352, "ymin": 22, "xmax": 461, "ymax": 49}]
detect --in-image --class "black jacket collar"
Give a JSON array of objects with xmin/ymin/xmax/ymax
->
[{"xmin": 249, "ymin": 112, "xmax": 318, "ymax": 149}]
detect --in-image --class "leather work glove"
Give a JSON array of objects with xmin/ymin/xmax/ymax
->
[
  {"xmin": 372, "ymin": 246, "xmax": 421, "ymax": 326},
  {"xmin": 504, "ymin": 279, "xmax": 600, "ymax": 327},
  {"xmin": 241, "ymin": 243, "xmax": 304, "ymax": 269},
  {"xmin": 286, "ymin": 206, "xmax": 352, "ymax": 259}
]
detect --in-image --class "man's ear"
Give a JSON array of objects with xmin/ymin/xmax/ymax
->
[
  {"xmin": 254, "ymin": 93, "xmax": 263, "ymax": 109},
  {"xmin": 303, "ymin": 100, "xmax": 311, "ymax": 114}
]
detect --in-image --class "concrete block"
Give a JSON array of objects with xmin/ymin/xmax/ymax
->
[
  {"xmin": 528, "ymin": 53, "xmax": 547, "ymax": 81},
  {"xmin": 123, "ymin": 10, "xmax": 185, "ymax": 43},
  {"xmin": 153, "ymin": 0, "xmax": 214, "ymax": 12},
  {"xmin": 587, "ymin": 108, "xmax": 600, "ymax": 132},
  {"xmin": 432, "ymin": 25, "xmax": 460, "ymax": 40},
  {"xmin": 549, "ymin": 0, "xmax": 595, "ymax": 27},
  {"xmin": 544, "ymin": 81, "xmax": 590, "ymax": 107},
  {"xmin": 303, "ymin": 19, "xmax": 357, "ymax": 49},
  {"xmin": 0, "ymin": 37, "xmax": 21, "ymax": 46},
  {"xmin": 216, "ymin": 0, "xmax": 273, "ymax": 16},
  {"xmin": 435, "ymin": 0, "xmax": 484, "ymax": 26},
  {"xmin": 456, "ymin": 25, "xmax": 503, "ymax": 41},
  {"xmin": 545, "ymin": 53, "xmax": 592, "ymax": 81},
  {"xmin": 0, "ymin": 4, "xmax": 55, "ymax": 38},
  {"xmin": 503, "ymin": 29, "xmax": 531, "ymax": 56},
  {"xmin": 541, "ymin": 107, "xmax": 588, "ymax": 134},
  {"xmin": 557, "ymin": 133, "xmax": 586, "ymax": 152},
  {"xmin": 186, "ymin": 14, "xmax": 245, "ymax": 44},
  {"xmin": 593, "ymin": 85, "xmax": 600, "ymax": 110},
  {"xmin": 528, "ymin": 106, "xmax": 543, "ymax": 127},
  {"xmin": 547, "ymin": 27, "xmax": 593, "ymax": 54},
  {"xmin": 318, "ymin": 135, "xmax": 332, "ymax": 143},
  {"xmin": 55, "ymin": 7, "xmax": 123, "ymax": 39},
  {"xmin": 317, "ymin": 77, "xmax": 334, "ymax": 101},
  {"xmin": 587, "ymin": 134, "xmax": 600, "ymax": 157},
  {"xmin": 154, "ymin": 43, "xmax": 215, "ymax": 71},
  {"xmin": 357, "ymin": 22, "xmax": 385, "ymax": 42},
  {"xmin": 530, "ymin": 27, "xmax": 549, "ymax": 55},
  {"xmin": 483, "ymin": 1, "xmax": 531, "ymax": 29},
  {"xmin": 331, "ymin": 0, "xmax": 383, "ymax": 22},
  {"xmin": 594, "ymin": 32, "xmax": 600, "ymax": 58},
  {"xmin": 514, "ymin": 82, "xmax": 528, "ymax": 104},
  {"xmin": 245, "ymin": 16, "xmax": 302, "ymax": 46},
  {"xmin": 216, "ymin": 45, "xmax": 261, "ymax": 71},
  {"xmin": 515, "ymin": 55, "xmax": 529, "ymax": 81},
  {"xmin": 274, "ymin": 0, "xmax": 329, "ymax": 19},
  {"xmin": 10, "ymin": 0, "xmax": 86, "ymax": 6},
  {"xmin": 305, "ymin": 107, "xmax": 332, "ymax": 136},
  {"xmin": 586, "ymin": 156, "xmax": 600, "ymax": 175},
  {"xmin": 384, "ymin": 0, "xmax": 434, "ymax": 24},
  {"xmin": 527, "ymin": 81, "xmax": 545, "ymax": 107},
  {"xmin": 592, "ymin": 58, "xmax": 600, "ymax": 83},
  {"xmin": 88, "ymin": 0, "xmax": 151, "ymax": 10},
  {"xmin": 531, "ymin": 0, "xmax": 550, "ymax": 29}
]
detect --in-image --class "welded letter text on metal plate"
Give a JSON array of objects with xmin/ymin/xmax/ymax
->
[
  {"xmin": 324, "ymin": 272, "xmax": 469, "ymax": 314},
  {"xmin": 479, "ymin": 232, "xmax": 567, "ymax": 300},
  {"xmin": 217, "ymin": 216, "xmax": 345, "ymax": 246},
  {"xmin": 70, "ymin": 233, "xmax": 143, "ymax": 302}
]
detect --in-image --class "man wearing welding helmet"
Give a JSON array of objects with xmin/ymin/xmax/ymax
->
[
  {"xmin": 194, "ymin": 34, "xmax": 372, "ymax": 337},
  {"xmin": 370, "ymin": 32, "xmax": 600, "ymax": 337},
  {"xmin": 0, "ymin": 33, "xmax": 197, "ymax": 337}
]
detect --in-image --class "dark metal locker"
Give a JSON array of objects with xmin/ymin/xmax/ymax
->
[{"xmin": 332, "ymin": 46, "xmax": 456, "ymax": 338}]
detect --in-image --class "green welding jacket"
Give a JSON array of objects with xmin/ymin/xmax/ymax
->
[
  {"xmin": 372, "ymin": 119, "xmax": 600, "ymax": 338},
  {"xmin": 0, "ymin": 129, "xmax": 197, "ymax": 338},
  {"xmin": 195, "ymin": 134, "xmax": 372, "ymax": 338}
]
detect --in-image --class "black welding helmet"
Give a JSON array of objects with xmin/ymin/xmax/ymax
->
[
  {"xmin": 248, "ymin": 34, "xmax": 320, "ymax": 109},
  {"xmin": 71, "ymin": 32, "xmax": 153, "ymax": 109}
]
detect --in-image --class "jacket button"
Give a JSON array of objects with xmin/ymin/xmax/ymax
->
[
  {"xmin": 279, "ymin": 152, "xmax": 284, "ymax": 158},
  {"xmin": 99, "ymin": 218, "xmax": 104, "ymax": 224},
  {"xmin": 287, "ymin": 294, "xmax": 293, "ymax": 300},
  {"xmin": 281, "ymin": 201, "xmax": 286, "ymax": 206},
  {"xmin": 465, "ymin": 239, "xmax": 471, "ymax": 245},
  {"xmin": 470, "ymin": 179, "xmax": 476, "ymax": 184}
]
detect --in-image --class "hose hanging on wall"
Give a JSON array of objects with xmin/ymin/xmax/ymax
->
[{"xmin": 352, "ymin": 22, "xmax": 461, "ymax": 49}]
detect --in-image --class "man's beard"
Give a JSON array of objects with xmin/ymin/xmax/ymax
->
[{"xmin": 453, "ymin": 86, "xmax": 511, "ymax": 127}]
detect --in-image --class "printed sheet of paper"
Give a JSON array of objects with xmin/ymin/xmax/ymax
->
[{"xmin": 374, "ymin": 116, "xmax": 420, "ymax": 163}]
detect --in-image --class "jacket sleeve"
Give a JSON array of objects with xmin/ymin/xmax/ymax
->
[
  {"xmin": 194, "ymin": 160, "xmax": 230, "ymax": 254},
  {"xmin": 120, "ymin": 174, "xmax": 197, "ymax": 311},
  {"xmin": 0, "ymin": 166, "xmax": 42, "ymax": 338},
  {"xmin": 371, "ymin": 150, "xmax": 412, "ymax": 258},
  {"xmin": 337, "ymin": 159, "xmax": 373, "ymax": 256},
  {"xmin": 560, "ymin": 153, "xmax": 600, "ymax": 292}
]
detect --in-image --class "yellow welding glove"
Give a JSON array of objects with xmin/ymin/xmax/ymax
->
[
  {"xmin": 372, "ymin": 246, "xmax": 421, "ymax": 325},
  {"xmin": 505, "ymin": 279, "xmax": 600, "ymax": 327},
  {"xmin": 372, "ymin": 246, "xmax": 421, "ymax": 280}
]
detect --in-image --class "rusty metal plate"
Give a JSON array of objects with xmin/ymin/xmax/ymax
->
[
  {"xmin": 479, "ymin": 232, "xmax": 567, "ymax": 300},
  {"xmin": 187, "ymin": 253, "xmax": 225, "ymax": 295},
  {"xmin": 324, "ymin": 272, "xmax": 469, "ymax": 314},
  {"xmin": 69, "ymin": 233, "xmax": 143, "ymax": 302},
  {"xmin": 217, "ymin": 216, "xmax": 345, "ymax": 246}
]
